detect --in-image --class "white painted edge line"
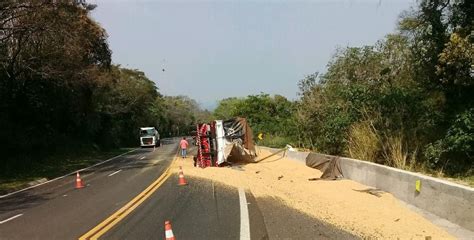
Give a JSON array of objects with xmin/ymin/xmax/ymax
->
[
  {"xmin": 0, "ymin": 148, "xmax": 138, "ymax": 199},
  {"xmin": 108, "ymin": 170, "xmax": 122, "ymax": 177},
  {"xmin": 0, "ymin": 214, "xmax": 23, "ymax": 224},
  {"xmin": 239, "ymin": 188, "xmax": 251, "ymax": 240}
]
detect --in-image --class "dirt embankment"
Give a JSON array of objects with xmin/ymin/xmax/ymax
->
[{"xmin": 174, "ymin": 148, "xmax": 453, "ymax": 239}]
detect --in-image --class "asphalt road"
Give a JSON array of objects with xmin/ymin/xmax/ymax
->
[
  {"xmin": 0, "ymin": 137, "xmax": 355, "ymax": 240},
  {"xmin": 0, "ymin": 138, "xmax": 269, "ymax": 240},
  {"xmin": 102, "ymin": 176, "xmax": 269, "ymax": 240},
  {"xmin": 0, "ymin": 138, "xmax": 178, "ymax": 240}
]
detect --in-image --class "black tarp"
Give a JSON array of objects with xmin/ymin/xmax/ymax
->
[{"xmin": 222, "ymin": 118, "xmax": 257, "ymax": 162}]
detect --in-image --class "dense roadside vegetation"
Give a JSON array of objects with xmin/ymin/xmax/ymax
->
[
  {"xmin": 0, "ymin": 1, "xmax": 208, "ymax": 186},
  {"xmin": 0, "ymin": 0, "xmax": 471, "ymax": 190},
  {"xmin": 214, "ymin": 0, "xmax": 473, "ymax": 180},
  {"xmin": 214, "ymin": 94, "xmax": 297, "ymax": 148}
]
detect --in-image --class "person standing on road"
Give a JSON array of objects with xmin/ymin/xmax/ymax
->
[{"xmin": 180, "ymin": 137, "xmax": 189, "ymax": 158}]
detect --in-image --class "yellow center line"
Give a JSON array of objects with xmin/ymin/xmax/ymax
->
[{"xmin": 79, "ymin": 153, "xmax": 178, "ymax": 240}]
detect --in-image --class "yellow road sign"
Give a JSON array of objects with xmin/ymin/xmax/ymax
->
[
  {"xmin": 258, "ymin": 133, "xmax": 263, "ymax": 140},
  {"xmin": 415, "ymin": 179, "xmax": 421, "ymax": 192}
]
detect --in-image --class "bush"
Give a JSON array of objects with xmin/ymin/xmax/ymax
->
[
  {"xmin": 382, "ymin": 135, "xmax": 410, "ymax": 170},
  {"xmin": 424, "ymin": 108, "xmax": 474, "ymax": 175},
  {"xmin": 256, "ymin": 134, "xmax": 292, "ymax": 149},
  {"xmin": 317, "ymin": 106, "xmax": 353, "ymax": 155},
  {"xmin": 347, "ymin": 121, "xmax": 379, "ymax": 162}
]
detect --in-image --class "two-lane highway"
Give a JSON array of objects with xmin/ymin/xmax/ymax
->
[
  {"xmin": 0, "ymin": 138, "xmax": 269, "ymax": 240},
  {"xmin": 100, "ymin": 176, "xmax": 269, "ymax": 240},
  {"xmin": 0, "ymin": 138, "xmax": 179, "ymax": 240},
  {"xmin": 0, "ymin": 138, "xmax": 355, "ymax": 240}
]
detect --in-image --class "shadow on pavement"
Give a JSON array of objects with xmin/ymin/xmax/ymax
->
[
  {"xmin": 256, "ymin": 195, "xmax": 360, "ymax": 240},
  {"xmin": 0, "ymin": 191, "xmax": 49, "ymax": 215}
]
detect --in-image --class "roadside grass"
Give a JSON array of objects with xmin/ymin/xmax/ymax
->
[
  {"xmin": 256, "ymin": 135, "xmax": 293, "ymax": 149},
  {"xmin": 461, "ymin": 175, "xmax": 474, "ymax": 187},
  {"xmin": 448, "ymin": 175, "xmax": 474, "ymax": 187},
  {"xmin": 347, "ymin": 121, "xmax": 378, "ymax": 162},
  {"xmin": 257, "ymin": 139, "xmax": 474, "ymax": 188},
  {"xmin": 432, "ymin": 172, "xmax": 474, "ymax": 188},
  {"xmin": 0, "ymin": 148, "xmax": 132, "ymax": 195},
  {"xmin": 420, "ymin": 172, "xmax": 474, "ymax": 188},
  {"xmin": 407, "ymin": 162, "xmax": 474, "ymax": 188}
]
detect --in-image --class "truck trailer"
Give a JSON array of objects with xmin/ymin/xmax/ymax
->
[{"xmin": 195, "ymin": 118, "xmax": 256, "ymax": 167}]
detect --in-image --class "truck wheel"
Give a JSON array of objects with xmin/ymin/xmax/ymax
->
[{"xmin": 156, "ymin": 140, "xmax": 161, "ymax": 147}]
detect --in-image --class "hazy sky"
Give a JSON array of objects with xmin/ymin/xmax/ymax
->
[{"xmin": 89, "ymin": 0, "xmax": 415, "ymax": 109}]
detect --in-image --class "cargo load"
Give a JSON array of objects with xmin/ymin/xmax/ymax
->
[{"xmin": 195, "ymin": 117, "xmax": 257, "ymax": 167}]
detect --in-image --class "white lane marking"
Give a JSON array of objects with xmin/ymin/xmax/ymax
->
[
  {"xmin": 0, "ymin": 148, "xmax": 138, "ymax": 199},
  {"xmin": 108, "ymin": 170, "xmax": 122, "ymax": 177},
  {"xmin": 239, "ymin": 188, "xmax": 251, "ymax": 240},
  {"xmin": 140, "ymin": 156, "xmax": 146, "ymax": 160},
  {"xmin": 0, "ymin": 214, "xmax": 23, "ymax": 224}
]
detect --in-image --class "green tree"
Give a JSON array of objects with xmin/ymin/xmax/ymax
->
[
  {"xmin": 92, "ymin": 66, "xmax": 160, "ymax": 146},
  {"xmin": 294, "ymin": 0, "xmax": 472, "ymax": 174},
  {"xmin": 0, "ymin": 0, "xmax": 112, "ymax": 153},
  {"xmin": 425, "ymin": 108, "xmax": 474, "ymax": 175},
  {"xmin": 214, "ymin": 93, "xmax": 297, "ymax": 147},
  {"xmin": 213, "ymin": 97, "xmax": 243, "ymax": 120},
  {"xmin": 157, "ymin": 96, "xmax": 209, "ymax": 137}
]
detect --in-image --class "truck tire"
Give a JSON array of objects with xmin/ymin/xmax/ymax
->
[{"xmin": 156, "ymin": 140, "xmax": 161, "ymax": 147}]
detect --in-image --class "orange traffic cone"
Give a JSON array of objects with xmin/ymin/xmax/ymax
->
[
  {"xmin": 178, "ymin": 167, "xmax": 187, "ymax": 186},
  {"xmin": 165, "ymin": 220, "xmax": 176, "ymax": 240},
  {"xmin": 75, "ymin": 171, "xmax": 85, "ymax": 189}
]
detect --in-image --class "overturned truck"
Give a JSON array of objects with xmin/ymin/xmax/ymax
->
[{"xmin": 195, "ymin": 117, "xmax": 257, "ymax": 167}]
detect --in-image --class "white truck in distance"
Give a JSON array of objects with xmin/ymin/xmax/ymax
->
[{"xmin": 140, "ymin": 127, "xmax": 160, "ymax": 147}]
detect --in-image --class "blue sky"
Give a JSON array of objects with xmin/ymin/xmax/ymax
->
[{"xmin": 89, "ymin": 0, "xmax": 415, "ymax": 109}]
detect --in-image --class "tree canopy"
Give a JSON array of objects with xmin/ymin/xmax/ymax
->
[
  {"xmin": 213, "ymin": 0, "xmax": 473, "ymax": 176},
  {"xmin": 0, "ymin": 1, "xmax": 208, "ymax": 173}
]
